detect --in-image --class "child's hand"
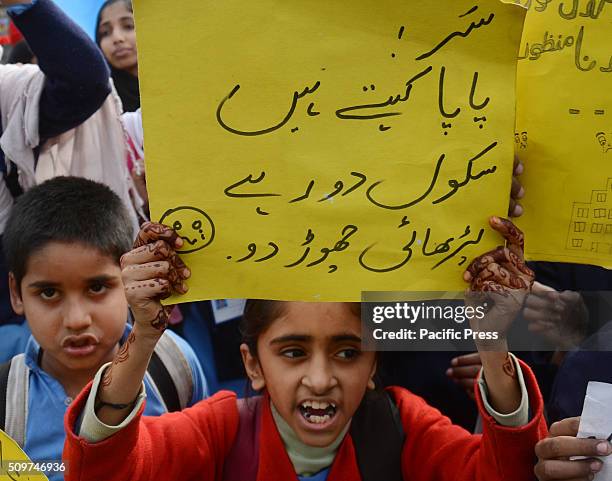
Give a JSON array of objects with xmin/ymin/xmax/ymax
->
[
  {"xmin": 535, "ymin": 417, "xmax": 611, "ymax": 480},
  {"xmin": 120, "ymin": 222, "xmax": 191, "ymax": 333},
  {"xmin": 463, "ymin": 216, "xmax": 535, "ymax": 344}
]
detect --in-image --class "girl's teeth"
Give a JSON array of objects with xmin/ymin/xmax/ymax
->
[{"xmin": 308, "ymin": 414, "xmax": 331, "ymax": 424}]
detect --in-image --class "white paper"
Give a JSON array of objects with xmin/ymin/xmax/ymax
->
[
  {"xmin": 577, "ymin": 381, "xmax": 612, "ymax": 479},
  {"xmin": 211, "ymin": 299, "xmax": 246, "ymax": 325}
]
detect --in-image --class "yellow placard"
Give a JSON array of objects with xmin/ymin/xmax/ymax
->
[
  {"xmin": 517, "ymin": 0, "xmax": 612, "ymax": 266},
  {"xmin": 134, "ymin": 0, "xmax": 526, "ymax": 301},
  {"xmin": 0, "ymin": 429, "xmax": 49, "ymax": 480}
]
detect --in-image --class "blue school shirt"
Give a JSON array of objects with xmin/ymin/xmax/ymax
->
[
  {"xmin": 21, "ymin": 324, "xmax": 208, "ymax": 481},
  {"xmin": 300, "ymin": 468, "xmax": 331, "ymax": 481}
]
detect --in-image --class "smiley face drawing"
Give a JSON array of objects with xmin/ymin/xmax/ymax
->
[{"xmin": 159, "ymin": 206, "xmax": 215, "ymax": 254}]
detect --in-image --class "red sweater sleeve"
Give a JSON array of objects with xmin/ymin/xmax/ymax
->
[
  {"xmin": 392, "ymin": 359, "xmax": 547, "ymax": 481},
  {"xmin": 63, "ymin": 383, "xmax": 239, "ymax": 481}
]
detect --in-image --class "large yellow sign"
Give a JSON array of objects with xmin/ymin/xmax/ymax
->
[
  {"xmin": 517, "ymin": 0, "xmax": 612, "ymax": 267},
  {"xmin": 134, "ymin": 0, "xmax": 526, "ymax": 301}
]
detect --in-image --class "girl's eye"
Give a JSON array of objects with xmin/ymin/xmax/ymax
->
[
  {"xmin": 337, "ymin": 348, "xmax": 360, "ymax": 360},
  {"xmin": 281, "ymin": 349, "xmax": 305, "ymax": 359},
  {"xmin": 121, "ymin": 19, "xmax": 135, "ymax": 30},
  {"xmin": 89, "ymin": 282, "xmax": 108, "ymax": 295},
  {"xmin": 98, "ymin": 28, "xmax": 110, "ymax": 39},
  {"xmin": 40, "ymin": 288, "xmax": 57, "ymax": 300}
]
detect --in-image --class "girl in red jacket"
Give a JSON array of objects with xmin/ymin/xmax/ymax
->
[{"xmin": 63, "ymin": 217, "xmax": 547, "ymax": 481}]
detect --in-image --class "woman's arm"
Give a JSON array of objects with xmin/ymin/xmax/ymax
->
[{"xmin": 8, "ymin": 0, "xmax": 111, "ymax": 139}]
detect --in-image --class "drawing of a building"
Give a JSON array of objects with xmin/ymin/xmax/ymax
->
[{"xmin": 566, "ymin": 178, "xmax": 612, "ymax": 255}]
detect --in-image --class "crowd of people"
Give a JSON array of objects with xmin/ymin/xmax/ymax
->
[{"xmin": 0, "ymin": 1, "xmax": 610, "ymax": 480}]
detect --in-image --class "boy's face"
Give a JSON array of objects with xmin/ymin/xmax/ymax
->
[
  {"xmin": 241, "ymin": 302, "xmax": 376, "ymax": 447},
  {"xmin": 9, "ymin": 241, "xmax": 127, "ymax": 375}
]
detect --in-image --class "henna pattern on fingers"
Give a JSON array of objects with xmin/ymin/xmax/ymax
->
[
  {"xmin": 133, "ymin": 222, "xmax": 180, "ymax": 249},
  {"xmin": 494, "ymin": 217, "xmax": 525, "ymax": 252}
]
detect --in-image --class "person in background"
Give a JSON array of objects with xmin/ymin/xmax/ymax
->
[
  {"xmin": 0, "ymin": 0, "xmax": 111, "ymax": 324},
  {"xmin": 96, "ymin": 0, "xmax": 140, "ymax": 112}
]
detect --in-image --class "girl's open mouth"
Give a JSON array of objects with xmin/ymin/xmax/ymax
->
[{"xmin": 298, "ymin": 400, "xmax": 337, "ymax": 425}]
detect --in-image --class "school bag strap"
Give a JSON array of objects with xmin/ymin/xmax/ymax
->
[
  {"xmin": 146, "ymin": 331, "xmax": 194, "ymax": 412},
  {"xmin": 0, "ymin": 354, "xmax": 29, "ymax": 447},
  {"xmin": 350, "ymin": 389, "xmax": 405, "ymax": 481},
  {"xmin": 0, "ymin": 358, "xmax": 10, "ymax": 430},
  {"xmin": 223, "ymin": 396, "xmax": 262, "ymax": 481},
  {"xmin": 222, "ymin": 391, "xmax": 405, "ymax": 481}
]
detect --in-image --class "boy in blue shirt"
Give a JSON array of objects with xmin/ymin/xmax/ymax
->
[
  {"xmin": 0, "ymin": 0, "xmax": 112, "ymax": 324},
  {"xmin": 1, "ymin": 177, "xmax": 208, "ymax": 480}
]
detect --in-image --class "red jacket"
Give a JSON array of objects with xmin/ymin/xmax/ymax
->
[{"xmin": 63, "ymin": 361, "xmax": 546, "ymax": 481}]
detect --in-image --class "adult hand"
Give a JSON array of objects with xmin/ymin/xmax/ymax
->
[
  {"xmin": 524, "ymin": 282, "xmax": 588, "ymax": 350},
  {"xmin": 535, "ymin": 417, "xmax": 611, "ymax": 480},
  {"xmin": 508, "ymin": 157, "xmax": 525, "ymax": 218},
  {"xmin": 446, "ymin": 352, "xmax": 482, "ymax": 400}
]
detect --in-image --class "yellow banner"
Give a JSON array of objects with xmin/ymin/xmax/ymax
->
[
  {"xmin": 0, "ymin": 429, "xmax": 49, "ymax": 480},
  {"xmin": 134, "ymin": 0, "xmax": 526, "ymax": 301},
  {"xmin": 517, "ymin": 0, "xmax": 612, "ymax": 266}
]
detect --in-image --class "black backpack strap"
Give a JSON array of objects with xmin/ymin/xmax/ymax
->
[
  {"xmin": 350, "ymin": 390, "xmax": 405, "ymax": 481},
  {"xmin": 0, "ymin": 359, "xmax": 11, "ymax": 429},
  {"xmin": 223, "ymin": 396, "xmax": 262, "ymax": 481},
  {"xmin": 147, "ymin": 350, "xmax": 181, "ymax": 413}
]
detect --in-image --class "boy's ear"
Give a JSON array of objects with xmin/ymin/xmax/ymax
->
[
  {"xmin": 367, "ymin": 359, "xmax": 377, "ymax": 390},
  {"xmin": 240, "ymin": 343, "xmax": 265, "ymax": 391},
  {"xmin": 8, "ymin": 273, "xmax": 24, "ymax": 315}
]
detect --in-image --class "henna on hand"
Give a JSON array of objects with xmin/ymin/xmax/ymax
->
[
  {"xmin": 133, "ymin": 222, "xmax": 180, "ymax": 249},
  {"xmin": 101, "ymin": 331, "xmax": 138, "ymax": 387},
  {"xmin": 150, "ymin": 305, "xmax": 173, "ymax": 331},
  {"xmin": 465, "ymin": 217, "xmax": 534, "ymax": 294},
  {"xmin": 502, "ymin": 353, "xmax": 517, "ymax": 379}
]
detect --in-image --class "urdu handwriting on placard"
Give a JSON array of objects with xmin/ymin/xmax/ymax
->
[
  {"xmin": 519, "ymin": 26, "xmax": 612, "ymax": 72},
  {"xmin": 519, "ymin": 0, "xmax": 612, "ymax": 72},
  {"xmin": 415, "ymin": 5, "xmax": 495, "ymax": 61},
  {"xmin": 135, "ymin": 0, "xmax": 526, "ymax": 300},
  {"xmin": 226, "ymin": 222, "xmax": 484, "ymax": 274},
  {"xmin": 557, "ymin": 0, "xmax": 611, "ymax": 20},
  {"xmin": 215, "ymin": 64, "xmax": 494, "ymax": 134},
  {"xmin": 358, "ymin": 223, "xmax": 484, "ymax": 272},
  {"xmin": 223, "ymin": 142, "xmax": 498, "ymax": 213},
  {"xmin": 216, "ymin": 81, "xmax": 322, "ymax": 136}
]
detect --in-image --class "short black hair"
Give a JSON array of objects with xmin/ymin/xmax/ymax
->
[{"xmin": 3, "ymin": 177, "xmax": 134, "ymax": 286}]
